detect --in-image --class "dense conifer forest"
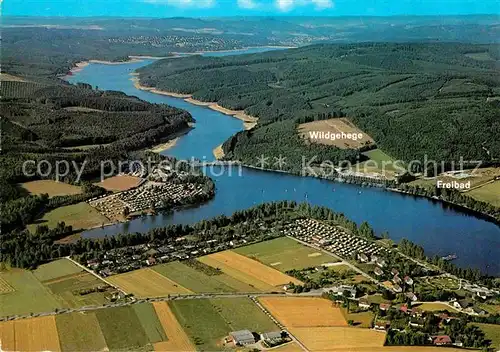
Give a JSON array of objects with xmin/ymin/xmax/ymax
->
[
  {"xmin": 137, "ymin": 43, "xmax": 500, "ymax": 169},
  {"xmin": 0, "ymin": 79, "xmax": 196, "ymax": 238}
]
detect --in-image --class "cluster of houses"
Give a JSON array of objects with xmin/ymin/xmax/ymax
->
[
  {"xmin": 89, "ymin": 193, "xmax": 129, "ymax": 221},
  {"xmin": 374, "ymin": 305, "xmax": 465, "ymax": 347},
  {"xmin": 283, "ymin": 219, "xmax": 389, "ymax": 259},
  {"xmin": 462, "ymin": 282, "xmax": 498, "ymax": 301},
  {"xmin": 109, "ymin": 35, "xmax": 242, "ymax": 52},
  {"xmin": 119, "ymin": 181, "xmax": 205, "ymax": 210},
  {"xmin": 324, "ymin": 284, "xmax": 357, "ymax": 298},
  {"xmin": 88, "ymin": 180, "xmax": 206, "ymax": 221},
  {"xmin": 84, "ymin": 235, "xmax": 253, "ymax": 277},
  {"xmin": 451, "ymin": 299, "xmax": 487, "ymax": 316},
  {"xmin": 378, "ymin": 267, "xmax": 415, "ymax": 294}
]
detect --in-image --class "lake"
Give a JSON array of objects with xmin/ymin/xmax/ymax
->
[{"xmin": 66, "ymin": 48, "xmax": 500, "ymax": 276}]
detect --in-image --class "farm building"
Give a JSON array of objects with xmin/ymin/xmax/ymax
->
[
  {"xmin": 358, "ymin": 299, "xmax": 371, "ymax": 310},
  {"xmin": 326, "ymin": 284, "xmax": 356, "ymax": 298},
  {"xmin": 453, "ymin": 299, "xmax": 471, "ymax": 309},
  {"xmin": 230, "ymin": 330, "xmax": 255, "ymax": 346},
  {"xmin": 260, "ymin": 331, "xmax": 284, "ymax": 345},
  {"xmin": 406, "ymin": 292, "xmax": 418, "ymax": 302},
  {"xmin": 433, "ymin": 335, "xmax": 452, "ymax": 346},
  {"xmin": 465, "ymin": 306, "xmax": 486, "ymax": 316},
  {"xmin": 379, "ymin": 303, "xmax": 391, "ymax": 311},
  {"xmin": 374, "ymin": 320, "xmax": 390, "ymax": 331}
]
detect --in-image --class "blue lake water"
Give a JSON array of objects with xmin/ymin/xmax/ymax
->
[{"xmin": 67, "ymin": 49, "xmax": 500, "ymax": 276}]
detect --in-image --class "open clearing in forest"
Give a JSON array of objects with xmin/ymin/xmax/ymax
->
[
  {"xmin": 168, "ymin": 297, "xmax": 277, "ymax": 351},
  {"xmin": 152, "ymin": 301, "xmax": 195, "ymax": 352},
  {"xmin": 153, "ymin": 261, "xmax": 259, "ymax": 293},
  {"xmin": 468, "ymin": 180, "xmax": 500, "ymax": 207},
  {"xmin": 0, "ymin": 316, "xmax": 61, "ymax": 352},
  {"xmin": 409, "ymin": 167, "xmax": 500, "ymax": 198},
  {"xmin": 55, "ymin": 312, "xmax": 108, "ymax": 352},
  {"xmin": 298, "ymin": 118, "xmax": 374, "ymax": 149},
  {"xmin": 96, "ymin": 174, "xmax": 144, "ymax": 192},
  {"xmin": 27, "ymin": 202, "xmax": 110, "ymax": 232},
  {"xmin": 198, "ymin": 251, "xmax": 302, "ymax": 291},
  {"xmin": 107, "ymin": 268, "xmax": 192, "ymax": 297},
  {"xmin": 351, "ymin": 148, "xmax": 399, "ymax": 178},
  {"xmin": 234, "ymin": 237, "xmax": 339, "ymax": 272},
  {"xmin": 259, "ymin": 297, "xmax": 347, "ymax": 328},
  {"xmin": 20, "ymin": 180, "xmax": 82, "ymax": 198}
]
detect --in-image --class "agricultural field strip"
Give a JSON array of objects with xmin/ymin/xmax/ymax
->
[
  {"xmin": 233, "ymin": 237, "xmax": 340, "ymax": 272},
  {"xmin": 0, "ymin": 292, "xmax": 322, "ymax": 321},
  {"xmin": 41, "ymin": 271, "xmax": 89, "ymax": 285},
  {"xmin": 0, "ymin": 316, "xmax": 61, "ymax": 351},
  {"xmin": 250, "ymin": 297, "xmax": 309, "ymax": 352},
  {"xmin": 106, "ymin": 268, "xmax": 193, "ymax": 297},
  {"xmin": 0, "ymin": 277, "xmax": 15, "ymax": 294},
  {"xmin": 152, "ymin": 301, "xmax": 194, "ymax": 351},
  {"xmin": 65, "ymin": 256, "xmax": 128, "ymax": 295},
  {"xmin": 259, "ymin": 297, "xmax": 348, "ymax": 328},
  {"xmin": 199, "ymin": 250, "xmax": 303, "ymax": 289}
]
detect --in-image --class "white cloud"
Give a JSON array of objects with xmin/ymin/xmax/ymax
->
[
  {"xmin": 312, "ymin": 0, "xmax": 333, "ymax": 9},
  {"xmin": 144, "ymin": 0, "xmax": 216, "ymax": 8},
  {"xmin": 276, "ymin": 0, "xmax": 295, "ymax": 11},
  {"xmin": 237, "ymin": 0, "xmax": 260, "ymax": 9},
  {"xmin": 276, "ymin": 0, "xmax": 333, "ymax": 11}
]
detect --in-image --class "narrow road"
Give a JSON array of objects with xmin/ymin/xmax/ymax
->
[{"xmin": 0, "ymin": 290, "xmax": 319, "ymax": 322}]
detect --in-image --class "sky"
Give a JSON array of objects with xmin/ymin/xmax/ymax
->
[{"xmin": 3, "ymin": 0, "xmax": 499, "ymax": 17}]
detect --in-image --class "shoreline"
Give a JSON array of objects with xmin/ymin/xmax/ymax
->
[
  {"xmin": 65, "ymin": 54, "xmax": 499, "ymax": 227},
  {"xmin": 213, "ymin": 144, "xmax": 225, "ymax": 160},
  {"xmin": 172, "ymin": 45, "xmax": 297, "ymax": 55},
  {"xmin": 149, "ymin": 137, "xmax": 179, "ymax": 153},
  {"xmin": 132, "ymin": 76, "xmax": 259, "ymax": 130},
  {"xmin": 66, "ymin": 45, "xmax": 295, "ymax": 76},
  {"xmin": 68, "ymin": 58, "xmax": 143, "ymax": 75}
]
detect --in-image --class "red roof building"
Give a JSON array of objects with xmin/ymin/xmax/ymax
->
[
  {"xmin": 433, "ymin": 335, "xmax": 452, "ymax": 346},
  {"xmin": 379, "ymin": 303, "xmax": 391, "ymax": 311}
]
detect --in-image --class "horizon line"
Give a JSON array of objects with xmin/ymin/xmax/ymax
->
[{"xmin": 3, "ymin": 13, "xmax": 499, "ymax": 19}]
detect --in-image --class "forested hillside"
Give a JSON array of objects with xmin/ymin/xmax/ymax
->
[
  {"xmin": 0, "ymin": 79, "xmax": 193, "ymax": 230},
  {"xmin": 137, "ymin": 43, "xmax": 500, "ymax": 171},
  {"xmin": 3, "ymin": 15, "xmax": 499, "ymax": 81}
]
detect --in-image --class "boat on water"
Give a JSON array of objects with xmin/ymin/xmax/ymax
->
[{"xmin": 442, "ymin": 254, "xmax": 458, "ymax": 261}]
